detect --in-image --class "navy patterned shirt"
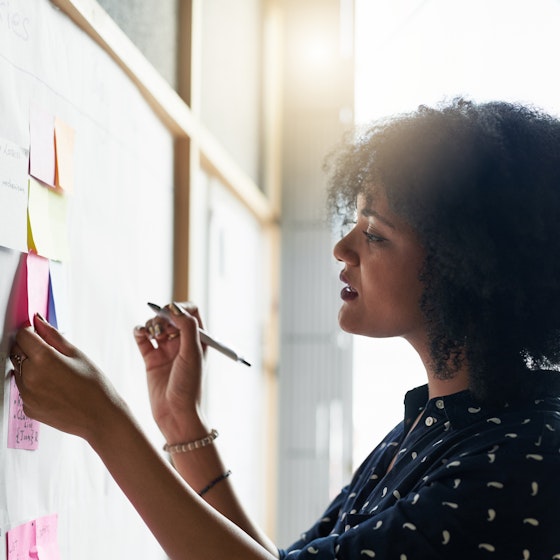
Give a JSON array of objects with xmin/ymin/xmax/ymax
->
[{"xmin": 279, "ymin": 383, "xmax": 560, "ymax": 559}]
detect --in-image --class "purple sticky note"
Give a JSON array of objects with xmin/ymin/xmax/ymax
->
[
  {"xmin": 7, "ymin": 519, "xmax": 36, "ymax": 560},
  {"xmin": 7, "ymin": 374, "xmax": 40, "ymax": 450},
  {"xmin": 47, "ymin": 275, "xmax": 58, "ymax": 329},
  {"xmin": 29, "ymin": 106, "xmax": 55, "ymax": 187}
]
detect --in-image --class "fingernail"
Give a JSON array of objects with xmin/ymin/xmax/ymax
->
[
  {"xmin": 154, "ymin": 323, "xmax": 163, "ymax": 336},
  {"xmin": 35, "ymin": 312, "xmax": 47, "ymax": 323},
  {"xmin": 170, "ymin": 302, "xmax": 184, "ymax": 316}
]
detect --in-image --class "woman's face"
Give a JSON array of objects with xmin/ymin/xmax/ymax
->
[{"xmin": 333, "ymin": 191, "xmax": 426, "ymax": 344}]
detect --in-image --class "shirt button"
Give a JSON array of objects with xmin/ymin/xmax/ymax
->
[
  {"xmin": 425, "ymin": 416, "xmax": 435, "ymax": 426},
  {"xmin": 436, "ymin": 399, "xmax": 445, "ymax": 410}
]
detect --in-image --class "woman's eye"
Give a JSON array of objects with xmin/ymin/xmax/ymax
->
[{"xmin": 362, "ymin": 230, "xmax": 385, "ymax": 243}]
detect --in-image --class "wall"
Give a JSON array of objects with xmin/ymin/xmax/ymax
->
[{"xmin": 0, "ymin": 1, "xmax": 173, "ymax": 557}]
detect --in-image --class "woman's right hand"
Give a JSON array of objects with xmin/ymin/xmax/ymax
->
[{"xmin": 133, "ymin": 302, "xmax": 209, "ymax": 443}]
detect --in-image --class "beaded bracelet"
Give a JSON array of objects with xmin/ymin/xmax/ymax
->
[
  {"xmin": 198, "ymin": 470, "xmax": 232, "ymax": 496},
  {"xmin": 163, "ymin": 429, "xmax": 219, "ymax": 454}
]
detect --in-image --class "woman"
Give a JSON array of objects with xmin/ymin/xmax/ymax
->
[{"xmin": 11, "ymin": 98, "xmax": 560, "ymax": 558}]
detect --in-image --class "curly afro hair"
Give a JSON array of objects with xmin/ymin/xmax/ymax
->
[{"xmin": 325, "ymin": 98, "xmax": 560, "ymax": 405}]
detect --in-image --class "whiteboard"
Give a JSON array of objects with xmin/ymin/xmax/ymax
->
[{"xmin": 0, "ymin": 1, "xmax": 174, "ymax": 558}]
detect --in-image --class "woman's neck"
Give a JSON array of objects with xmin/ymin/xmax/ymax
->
[{"xmin": 404, "ymin": 332, "xmax": 470, "ymax": 399}]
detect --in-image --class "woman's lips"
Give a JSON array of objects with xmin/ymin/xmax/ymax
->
[
  {"xmin": 341, "ymin": 285, "xmax": 358, "ymax": 301},
  {"xmin": 339, "ymin": 271, "xmax": 358, "ymax": 301}
]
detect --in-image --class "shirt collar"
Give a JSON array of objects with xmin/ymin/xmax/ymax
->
[{"xmin": 403, "ymin": 376, "xmax": 560, "ymax": 430}]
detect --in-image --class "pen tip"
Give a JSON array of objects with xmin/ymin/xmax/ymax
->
[{"xmin": 239, "ymin": 357, "xmax": 251, "ymax": 367}]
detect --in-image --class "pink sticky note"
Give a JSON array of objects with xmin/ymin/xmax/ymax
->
[
  {"xmin": 8, "ymin": 253, "xmax": 31, "ymax": 331},
  {"xmin": 7, "ymin": 519, "xmax": 36, "ymax": 560},
  {"xmin": 27, "ymin": 252, "xmax": 50, "ymax": 320},
  {"xmin": 35, "ymin": 514, "xmax": 61, "ymax": 560},
  {"xmin": 29, "ymin": 106, "xmax": 55, "ymax": 187},
  {"xmin": 8, "ymin": 374, "xmax": 40, "ymax": 450},
  {"xmin": 7, "ymin": 252, "xmax": 50, "ymax": 337},
  {"xmin": 7, "ymin": 515, "xmax": 59, "ymax": 560}
]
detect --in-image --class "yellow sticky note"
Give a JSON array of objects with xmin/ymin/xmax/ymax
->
[
  {"xmin": 54, "ymin": 117, "xmax": 75, "ymax": 193},
  {"xmin": 28, "ymin": 177, "xmax": 69, "ymax": 261}
]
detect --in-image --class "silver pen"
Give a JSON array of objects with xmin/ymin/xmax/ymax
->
[{"xmin": 147, "ymin": 302, "xmax": 251, "ymax": 367}]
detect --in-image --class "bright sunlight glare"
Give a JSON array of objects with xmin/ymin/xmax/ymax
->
[{"xmin": 352, "ymin": 0, "xmax": 560, "ymax": 467}]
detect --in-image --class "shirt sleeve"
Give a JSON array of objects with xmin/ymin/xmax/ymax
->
[{"xmin": 278, "ymin": 445, "xmax": 560, "ymax": 560}]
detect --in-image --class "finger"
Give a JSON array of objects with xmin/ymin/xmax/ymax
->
[
  {"xmin": 167, "ymin": 302, "xmax": 203, "ymax": 355},
  {"xmin": 9, "ymin": 344, "xmax": 28, "ymax": 375},
  {"xmin": 172, "ymin": 301, "xmax": 205, "ymax": 331},
  {"xmin": 133, "ymin": 325, "xmax": 157, "ymax": 357},
  {"xmin": 151, "ymin": 321, "xmax": 177, "ymax": 340},
  {"xmin": 9, "ymin": 343, "xmax": 24, "ymax": 367},
  {"xmin": 31, "ymin": 313, "xmax": 75, "ymax": 357},
  {"xmin": 13, "ymin": 326, "xmax": 50, "ymax": 364}
]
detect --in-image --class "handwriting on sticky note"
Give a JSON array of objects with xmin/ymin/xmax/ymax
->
[
  {"xmin": 0, "ymin": 137, "xmax": 29, "ymax": 251},
  {"xmin": 6, "ymin": 518, "xmax": 35, "ymax": 560},
  {"xmin": 7, "ymin": 514, "xmax": 60, "ymax": 560},
  {"xmin": 7, "ymin": 375, "xmax": 40, "ymax": 450},
  {"xmin": 35, "ymin": 514, "xmax": 61, "ymax": 560}
]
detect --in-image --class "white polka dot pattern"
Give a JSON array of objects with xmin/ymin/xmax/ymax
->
[{"xmin": 279, "ymin": 385, "xmax": 560, "ymax": 559}]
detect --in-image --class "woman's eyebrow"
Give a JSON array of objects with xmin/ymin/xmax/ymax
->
[{"xmin": 360, "ymin": 207, "xmax": 396, "ymax": 229}]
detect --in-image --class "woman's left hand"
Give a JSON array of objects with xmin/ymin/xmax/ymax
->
[{"xmin": 10, "ymin": 314, "xmax": 123, "ymax": 443}]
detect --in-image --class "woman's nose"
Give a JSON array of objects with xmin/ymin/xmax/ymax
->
[{"xmin": 333, "ymin": 231, "xmax": 358, "ymax": 265}]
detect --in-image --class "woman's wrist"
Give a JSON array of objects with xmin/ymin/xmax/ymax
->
[
  {"xmin": 163, "ymin": 428, "xmax": 219, "ymax": 454},
  {"xmin": 85, "ymin": 394, "xmax": 135, "ymax": 452},
  {"xmin": 158, "ymin": 412, "xmax": 210, "ymax": 447}
]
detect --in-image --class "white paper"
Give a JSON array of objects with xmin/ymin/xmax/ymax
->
[{"xmin": 0, "ymin": 138, "xmax": 28, "ymax": 252}]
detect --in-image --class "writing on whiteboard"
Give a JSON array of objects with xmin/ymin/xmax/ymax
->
[{"xmin": 0, "ymin": 0, "xmax": 31, "ymax": 41}]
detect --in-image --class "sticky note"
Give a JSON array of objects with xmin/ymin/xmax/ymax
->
[
  {"xmin": 6, "ymin": 517, "xmax": 35, "ymax": 560},
  {"xmin": 54, "ymin": 117, "xmax": 75, "ymax": 193},
  {"xmin": 27, "ymin": 251, "xmax": 50, "ymax": 319},
  {"xmin": 7, "ymin": 252, "xmax": 50, "ymax": 332},
  {"xmin": 48, "ymin": 260, "xmax": 69, "ymax": 332},
  {"xmin": 29, "ymin": 105, "xmax": 55, "ymax": 187},
  {"xmin": 7, "ymin": 514, "xmax": 60, "ymax": 560},
  {"xmin": 35, "ymin": 514, "xmax": 61, "ymax": 560},
  {"xmin": 7, "ymin": 374, "xmax": 40, "ymax": 450},
  {"xmin": 28, "ymin": 177, "xmax": 69, "ymax": 261},
  {"xmin": 0, "ymin": 138, "xmax": 29, "ymax": 252}
]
